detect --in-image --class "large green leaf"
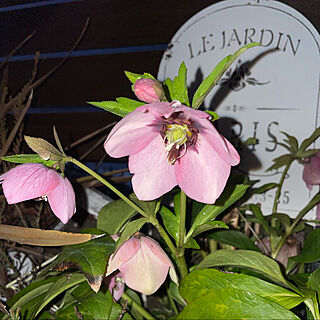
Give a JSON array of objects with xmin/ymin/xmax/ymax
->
[
  {"xmin": 48, "ymin": 235, "xmax": 115, "ymax": 293},
  {"xmin": 192, "ymin": 42, "xmax": 260, "ymax": 109},
  {"xmin": 197, "ymin": 249, "xmax": 288, "ymax": 286},
  {"xmin": 267, "ymin": 154, "xmax": 292, "ymax": 171},
  {"xmin": 163, "ymin": 62, "xmax": 190, "ymax": 106},
  {"xmin": 208, "ymin": 229, "xmax": 260, "ymax": 251},
  {"xmin": 180, "ymin": 269, "xmax": 304, "ymax": 310},
  {"xmin": 298, "ymin": 127, "xmax": 320, "ymax": 154},
  {"xmin": 187, "ymin": 184, "xmax": 249, "ymax": 240},
  {"xmin": 289, "ymin": 228, "xmax": 320, "ymax": 264},
  {"xmin": 97, "ymin": 199, "xmax": 138, "ymax": 234},
  {"xmin": 192, "ymin": 221, "xmax": 228, "ymax": 238},
  {"xmin": 129, "ymin": 193, "xmax": 159, "ymax": 216},
  {"xmin": 308, "ymin": 268, "xmax": 320, "ymax": 295},
  {"xmin": 177, "ymin": 288, "xmax": 299, "ymax": 319},
  {"xmin": 88, "ymin": 98, "xmax": 144, "ymax": 117}
]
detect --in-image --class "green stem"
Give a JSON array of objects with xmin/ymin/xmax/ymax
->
[
  {"xmin": 272, "ymin": 160, "xmax": 293, "ymax": 216},
  {"xmin": 272, "ymin": 190, "xmax": 320, "ymax": 259},
  {"xmin": 67, "ymin": 157, "xmax": 146, "ymax": 217},
  {"xmin": 167, "ymin": 287, "xmax": 179, "ymax": 315},
  {"xmin": 122, "ymin": 292, "xmax": 155, "ymax": 320}
]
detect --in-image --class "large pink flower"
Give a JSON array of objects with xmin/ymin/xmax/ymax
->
[
  {"xmin": 104, "ymin": 101, "xmax": 240, "ymax": 203},
  {"xmin": 106, "ymin": 235, "xmax": 178, "ymax": 295},
  {"xmin": 0, "ymin": 163, "xmax": 76, "ymax": 224}
]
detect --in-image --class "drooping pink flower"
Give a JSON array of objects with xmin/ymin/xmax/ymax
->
[
  {"xmin": 0, "ymin": 163, "xmax": 76, "ymax": 224},
  {"xmin": 107, "ymin": 271, "xmax": 125, "ymax": 301},
  {"xmin": 134, "ymin": 78, "xmax": 165, "ymax": 103},
  {"xmin": 106, "ymin": 235, "xmax": 178, "ymax": 295},
  {"xmin": 104, "ymin": 101, "xmax": 240, "ymax": 203}
]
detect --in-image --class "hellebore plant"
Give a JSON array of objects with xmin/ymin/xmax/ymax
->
[{"xmin": 3, "ymin": 42, "xmax": 320, "ymax": 320}]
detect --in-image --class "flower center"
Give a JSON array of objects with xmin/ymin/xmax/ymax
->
[{"xmin": 162, "ymin": 117, "xmax": 198, "ymax": 165}]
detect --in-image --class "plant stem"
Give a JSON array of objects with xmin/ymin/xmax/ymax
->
[
  {"xmin": 272, "ymin": 160, "xmax": 293, "ymax": 216},
  {"xmin": 272, "ymin": 191, "xmax": 320, "ymax": 259},
  {"xmin": 122, "ymin": 292, "xmax": 156, "ymax": 320},
  {"xmin": 68, "ymin": 157, "xmax": 146, "ymax": 217},
  {"xmin": 167, "ymin": 287, "xmax": 179, "ymax": 315}
]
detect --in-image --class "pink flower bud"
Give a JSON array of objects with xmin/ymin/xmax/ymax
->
[
  {"xmin": 134, "ymin": 78, "xmax": 165, "ymax": 103},
  {"xmin": 106, "ymin": 235, "xmax": 178, "ymax": 295},
  {"xmin": 302, "ymin": 151, "xmax": 320, "ymax": 189},
  {"xmin": 107, "ymin": 271, "xmax": 125, "ymax": 301},
  {"xmin": 0, "ymin": 163, "xmax": 76, "ymax": 224}
]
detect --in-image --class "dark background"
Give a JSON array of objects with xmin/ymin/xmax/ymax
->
[{"xmin": 1, "ymin": 0, "xmax": 319, "ymax": 161}]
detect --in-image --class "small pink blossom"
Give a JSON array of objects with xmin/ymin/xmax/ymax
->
[
  {"xmin": 134, "ymin": 78, "xmax": 165, "ymax": 103},
  {"xmin": 0, "ymin": 163, "xmax": 76, "ymax": 224},
  {"xmin": 104, "ymin": 101, "xmax": 240, "ymax": 203},
  {"xmin": 106, "ymin": 235, "xmax": 178, "ymax": 295},
  {"xmin": 107, "ymin": 271, "xmax": 125, "ymax": 301}
]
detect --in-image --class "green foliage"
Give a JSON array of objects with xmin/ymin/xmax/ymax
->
[
  {"xmin": 187, "ymin": 184, "xmax": 249, "ymax": 239},
  {"xmin": 124, "ymin": 70, "xmax": 156, "ymax": 84},
  {"xmin": 97, "ymin": 199, "xmax": 138, "ymax": 234},
  {"xmin": 208, "ymin": 229, "xmax": 260, "ymax": 251},
  {"xmin": 1, "ymin": 154, "xmax": 58, "ymax": 167},
  {"xmin": 177, "ymin": 288, "xmax": 299, "ymax": 319},
  {"xmin": 180, "ymin": 269, "xmax": 304, "ymax": 309},
  {"xmin": 129, "ymin": 193, "xmax": 159, "ymax": 217},
  {"xmin": 163, "ymin": 62, "xmax": 190, "ymax": 106},
  {"xmin": 88, "ymin": 97, "xmax": 144, "ymax": 117},
  {"xmin": 248, "ymin": 203, "xmax": 270, "ymax": 234},
  {"xmin": 48, "ymin": 235, "xmax": 115, "ymax": 292},
  {"xmin": 267, "ymin": 154, "xmax": 292, "ymax": 171},
  {"xmin": 160, "ymin": 206, "xmax": 179, "ymax": 245},
  {"xmin": 197, "ymin": 249, "xmax": 289, "ymax": 287},
  {"xmin": 191, "ymin": 42, "xmax": 260, "ymax": 109}
]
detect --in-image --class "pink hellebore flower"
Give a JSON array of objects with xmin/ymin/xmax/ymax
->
[
  {"xmin": 134, "ymin": 78, "xmax": 165, "ymax": 103},
  {"xmin": 106, "ymin": 235, "xmax": 178, "ymax": 295},
  {"xmin": 104, "ymin": 101, "xmax": 240, "ymax": 203},
  {"xmin": 0, "ymin": 163, "xmax": 76, "ymax": 224},
  {"xmin": 108, "ymin": 271, "xmax": 125, "ymax": 301}
]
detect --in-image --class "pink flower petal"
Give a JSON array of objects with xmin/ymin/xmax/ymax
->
[
  {"xmin": 129, "ymin": 135, "xmax": 177, "ymax": 200},
  {"xmin": 175, "ymin": 134, "xmax": 231, "ymax": 204},
  {"xmin": 47, "ymin": 175, "xmax": 76, "ymax": 224},
  {"xmin": 137, "ymin": 102, "xmax": 176, "ymax": 118},
  {"xmin": 303, "ymin": 153, "xmax": 320, "ymax": 189},
  {"xmin": 106, "ymin": 237, "xmax": 141, "ymax": 276},
  {"xmin": 108, "ymin": 272, "xmax": 125, "ymax": 301},
  {"xmin": 194, "ymin": 117, "xmax": 240, "ymax": 166},
  {"xmin": 119, "ymin": 239, "xmax": 170, "ymax": 295},
  {"xmin": 0, "ymin": 163, "xmax": 60, "ymax": 204},
  {"xmin": 104, "ymin": 108, "xmax": 162, "ymax": 158}
]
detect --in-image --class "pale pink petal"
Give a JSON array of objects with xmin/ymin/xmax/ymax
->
[
  {"xmin": 175, "ymin": 134, "xmax": 231, "ymax": 204},
  {"xmin": 47, "ymin": 175, "xmax": 76, "ymax": 224},
  {"xmin": 119, "ymin": 240, "xmax": 170, "ymax": 295},
  {"xmin": 194, "ymin": 117, "xmax": 240, "ymax": 166},
  {"xmin": 106, "ymin": 237, "xmax": 141, "ymax": 276},
  {"xmin": 137, "ymin": 102, "xmax": 176, "ymax": 118},
  {"xmin": 104, "ymin": 108, "xmax": 162, "ymax": 158},
  {"xmin": 303, "ymin": 153, "xmax": 320, "ymax": 189},
  {"xmin": 129, "ymin": 135, "xmax": 177, "ymax": 200},
  {"xmin": 0, "ymin": 163, "xmax": 60, "ymax": 204},
  {"xmin": 108, "ymin": 272, "xmax": 125, "ymax": 301},
  {"xmin": 175, "ymin": 105, "xmax": 209, "ymax": 119}
]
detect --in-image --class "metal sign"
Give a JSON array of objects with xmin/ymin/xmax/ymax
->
[{"xmin": 158, "ymin": 0, "xmax": 320, "ymax": 218}]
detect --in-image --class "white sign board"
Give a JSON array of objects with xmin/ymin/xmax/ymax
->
[{"xmin": 158, "ymin": 0, "xmax": 320, "ymax": 217}]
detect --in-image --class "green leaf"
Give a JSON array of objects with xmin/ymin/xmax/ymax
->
[
  {"xmin": 32, "ymin": 273, "xmax": 86, "ymax": 318},
  {"xmin": 308, "ymin": 268, "xmax": 320, "ymax": 295},
  {"xmin": 248, "ymin": 203, "xmax": 270, "ymax": 234},
  {"xmin": 205, "ymin": 110, "xmax": 220, "ymax": 122},
  {"xmin": 169, "ymin": 281, "xmax": 187, "ymax": 306},
  {"xmin": 180, "ymin": 269, "xmax": 304, "ymax": 309},
  {"xmin": 299, "ymin": 127, "xmax": 320, "ymax": 153},
  {"xmin": 163, "ymin": 62, "xmax": 190, "ymax": 106},
  {"xmin": 192, "ymin": 221, "xmax": 228, "ymax": 238},
  {"xmin": 192, "ymin": 42, "xmax": 260, "ymax": 109},
  {"xmin": 97, "ymin": 199, "xmax": 138, "ymax": 234},
  {"xmin": 177, "ymin": 288, "xmax": 299, "ymax": 319},
  {"xmin": 187, "ymin": 184, "xmax": 249, "ymax": 239},
  {"xmin": 289, "ymin": 228, "xmax": 320, "ymax": 264},
  {"xmin": 87, "ymin": 98, "xmax": 144, "ymax": 117},
  {"xmin": 48, "ymin": 235, "xmax": 115, "ymax": 293},
  {"xmin": 197, "ymin": 249, "xmax": 289, "ymax": 286},
  {"xmin": 267, "ymin": 154, "xmax": 292, "ymax": 171},
  {"xmin": 208, "ymin": 229, "xmax": 260, "ymax": 251},
  {"xmin": 1, "ymin": 154, "xmax": 58, "ymax": 167},
  {"xmin": 160, "ymin": 206, "xmax": 179, "ymax": 244},
  {"xmin": 184, "ymin": 237, "xmax": 200, "ymax": 249},
  {"xmin": 116, "ymin": 217, "xmax": 149, "ymax": 249},
  {"xmin": 251, "ymin": 182, "xmax": 278, "ymax": 194},
  {"xmin": 281, "ymin": 131, "xmax": 298, "ymax": 152},
  {"xmin": 298, "ymin": 148, "xmax": 319, "ymax": 158},
  {"xmin": 124, "ymin": 70, "xmax": 156, "ymax": 84}
]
